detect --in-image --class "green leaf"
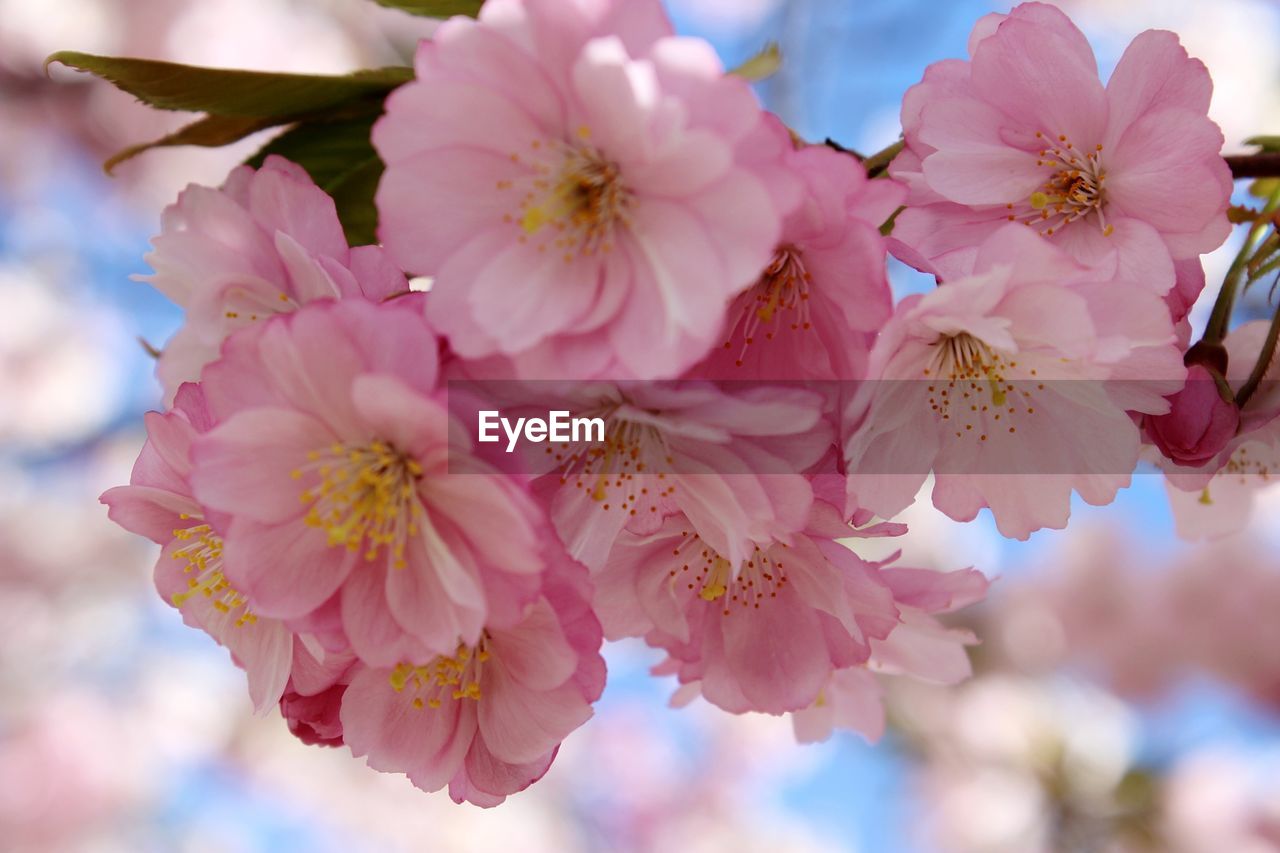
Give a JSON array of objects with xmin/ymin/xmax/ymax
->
[
  {"xmin": 1246, "ymin": 135, "xmax": 1280, "ymax": 152},
  {"xmin": 45, "ymin": 51, "xmax": 411, "ymax": 118},
  {"xmin": 729, "ymin": 43, "xmax": 782, "ymax": 82},
  {"xmin": 370, "ymin": 0, "xmax": 482, "ymax": 16},
  {"xmin": 248, "ymin": 118, "xmax": 385, "ymax": 245},
  {"xmin": 1251, "ymin": 177, "xmax": 1280, "ymax": 199},
  {"xmin": 330, "ymin": 159, "xmax": 385, "ymax": 246},
  {"xmin": 248, "ymin": 117, "xmax": 378, "ymax": 184},
  {"xmin": 105, "ymin": 114, "xmax": 281, "ymax": 173}
]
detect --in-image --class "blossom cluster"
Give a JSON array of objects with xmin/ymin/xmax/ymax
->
[{"xmin": 101, "ymin": 0, "xmax": 1272, "ymax": 805}]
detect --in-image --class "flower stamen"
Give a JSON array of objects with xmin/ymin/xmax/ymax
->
[{"xmin": 293, "ymin": 440, "xmax": 423, "ymax": 569}]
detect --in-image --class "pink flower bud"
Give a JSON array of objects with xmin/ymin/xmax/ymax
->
[
  {"xmin": 281, "ymin": 683, "xmax": 346, "ymax": 748},
  {"xmin": 1148, "ymin": 365, "xmax": 1240, "ymax": 467}
]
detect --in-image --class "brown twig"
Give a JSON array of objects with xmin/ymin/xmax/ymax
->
[{"xmin": 1227, "ymin": 152, "xmax": 1280, "ymax": 179}]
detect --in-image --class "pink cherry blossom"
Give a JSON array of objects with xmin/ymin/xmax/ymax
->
[
  {"xmin": 594, "ymin": 504, "xmax": 901, "ymax": 715},
  {"xmin": 100, "ymin": 383, "xmax": 292, "ymax": 712},
  {"xmin": 486, "ymin": 378, "xmax": 834, "ymax": 572},
  {"xmin": 791, "ymin": 565, "xmax": 988, "ymax": 743},
  {"xmin": 789, "ymin": 668, "xmax": 887, "ymax": 744},
  {"xmin": 692, "ymin": 115, "xmax": 903, "ymax": 381},
  {"xmin": 845, "ymin": 224, "xmax": 1180, "ymax": 539},
  {"xmin": 888, "ymin": 2, "xmax": 1231, "ymax": 289},
  {"xmin": 340, "ymin": 549, "xmax": 604, "ymax": 807},
  {"xmin": 373, "ymin": 0, "xmax": 799, "ymax": 379},
  {"xmin": 188, "ymin": 299, "xmax": 550, "ymax": 666},
  {"xmin": 143, "ymin": 155, "xmax": 405, "ymax": 401}
]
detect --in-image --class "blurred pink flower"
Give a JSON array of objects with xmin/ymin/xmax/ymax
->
[
  {"xmin": 144, "ymin": 155, "xmax": 405, "ymax": 401},
  {"xmin": 101, "ymin": 383, "xmax": 292, "ymax": 712},
  {"xmin": 889, "ymin": 2, "xmax": 1230, "ymax": 289},
  {"xmin": 995, "ymin": 526, "xmax": 1280, "ymax": 706},
  {"xmin": 692, "ymin": 116, "xmax": 903, "ymax": 381},
  {"xmin": 845, "ymin": 225, "xmax": 1177, "ymax": 539},
  {"xmin": 340, "ymin": 550, "xmax": 604, "ymax": 807},
  {"xmin": 373, "ymin": 0, "xmax": 798, "ymax": 379},
  {"xmin": 189, "ymin": 300, "xmax": 547, "ymax": 664}
]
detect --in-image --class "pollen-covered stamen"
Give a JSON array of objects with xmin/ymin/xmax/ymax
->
[
  {"xmin": 667, "ymin": 531, "xmax": 788, "ymax": 617},
  {"xmin": 1007, "ymin": 132, "xmax": 1111, "ymax": 237},
  {"xmin": 549, "ymin": 407, "xmax": 676, "ymax": 516},
  {"xmin": 503, "ymin": 131, "xmax": 631, "ymax": 264},
  {"xmin": 1219, "ymin": 446, "xmax": 1276, "ymax": 484},
  {"xmin": 390, "ymin": 637, "xmax": 492, "ymax": 710},
  {"xmin": 292, "ymin": 440, "xmax": 424, "ymax": 569},
  {"xmin": 170, "ymin": 519, "xmax": 258, "ymax": 627},
  {"xmin": 924, "ymin": 332, "xmax": 1040, "ymax": 441},
  {"xmin": 221, "ymin": 285, "xmax": 298, "ymax": 325},
  {"xmin": 721, "ymin": 246, "xmax": 814, "ymax": 367}
]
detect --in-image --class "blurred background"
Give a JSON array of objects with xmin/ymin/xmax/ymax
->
[{"xmin": 1, "ymin": 0, "xmax": 1279, "ymax": 850}]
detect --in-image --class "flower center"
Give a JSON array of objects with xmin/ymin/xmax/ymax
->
[
  {"xmin": 390, "ymin": 639, "xmax": 491, "ymax": 710},
  {"xmin": 504, "ymin": 129, "xmax": 631, "ymax": 263},
  {"xmin": 924, "ymin": 333, "xmax": 1040, "ymax": 441},
  {"xmin": 667, "ymin": 531, "xmax": 788, "ymax": 617},
  {"xmin": 170, "ymin": 519, "xmax": 258, "ymax": 626},
  {"xmin": 1007, "ymin": 132, "xmax": 1111, "ymax": 237},
  {"xmin": 292, "ymin": 440, "xmax": 424, "ymax": 568},
  {"xmin": 550, "ymin": 405, "xmax": 675, "ymax": 516},
  {"xmin": 721, "ymin": 247, "xmax": 814, "ymax": 367}
]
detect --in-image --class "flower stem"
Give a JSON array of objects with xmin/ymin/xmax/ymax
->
[
  {"xmin": 1201, "ymin": 189, "xmax": 1280, "ymax": 346},
  {"xmin": 1234, "ymin": 299, "xmax": 1280, "ymax": 410},
  {"xmin": 861, "ymin": 140, "xmax": 904, "ymax": 178}
]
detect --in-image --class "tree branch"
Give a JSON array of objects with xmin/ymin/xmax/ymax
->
[{"xmin": 1228, "ymin": 153, "xmax": 1280, "ymax": 179}]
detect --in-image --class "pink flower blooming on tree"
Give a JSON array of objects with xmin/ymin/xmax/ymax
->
[
  {"xmin": 101, "ymin": 384, "xmax": 292, "ymax": 713},
  {"xmin": 594, "ymin": 505, "xmax": 906, "ymax": 715},
  {"xmin": 142, "ymin": 156, "xmax": 406, "ymax": 401},
  {"xmin": 372, "ymin": 0, "xmax": 799, "ymax": 379},
  {"xmin": 83, "ymin": 0, "xmax": 1279, "ymax": 811},
  {"xmin": 845, "ymin": 225, "xmax": 1181, "ymax": 539},
  {"xmin": 340, "ymin": 550, "xmax": 604, "ymax": 806},
  {"xmin": 504, "ymin": 379, "xmax": 834, "ymax": 572},
  {"xmin": 189, "ymin": 299, "xmax": 552, "ymax": 665},
  {"xmin": 889, "ymin": 2, "xmax": 1231, "ymax": 292},
  {"xmin": 692, "ymin": 115, "xmax": 903, "ymax": 381}
]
